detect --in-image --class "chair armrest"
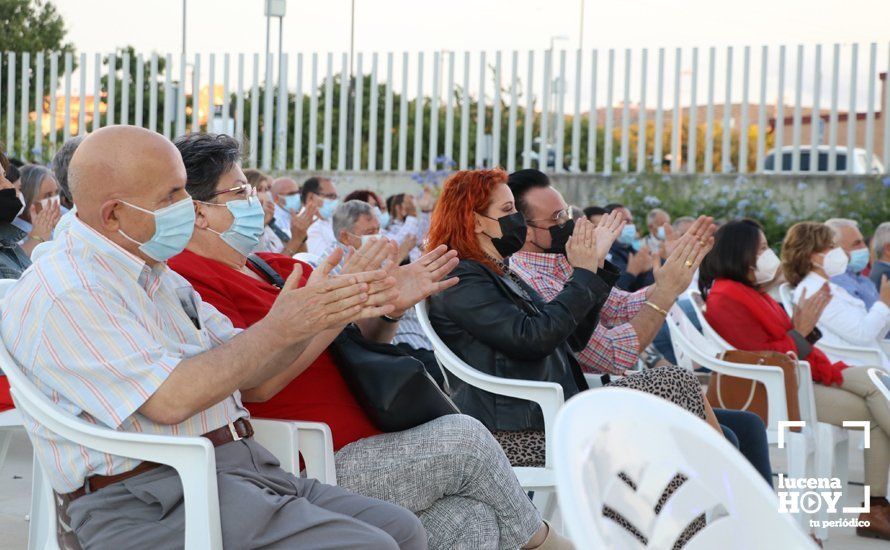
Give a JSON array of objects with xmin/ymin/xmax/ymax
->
[
  {"xmin": 251, "ymin": 418, "xmax": 300, "ymax": 476},
  {"xmin": 584, "ymin": 373, "xmax": 605, "ymax": 388},
  {"xmin": 819, "ymin": 341, "xmax": 884, "ymax": 366},
  {"xmin": 290, "ymin": 421, "xmax": 337, "ymax": 485}
]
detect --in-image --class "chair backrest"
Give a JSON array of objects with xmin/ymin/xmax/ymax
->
[
  {"xmin": 554, "ymin": 388, "xmax": 815, "ymax": 549},
  {"xmin": 665, "ymin": 306, "xmax": 724, "ymax": 367},
  {"xmin": 778, "ymin": 283, "xmax": 795, "ymax": 317},
  {"xmin": 687, "ymin": 291, "xmax": 732, "ymax": 351},
  {"xmin": 867, "ymin": 368, "xmax": 890, "ymax": 403}
]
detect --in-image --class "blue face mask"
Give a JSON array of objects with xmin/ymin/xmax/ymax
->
[
  {"xmin": 202, "ymin": 198, "xmax": 266, "ymax": 257},
  {"xmin": 374, "ymin": 207, "xmax": 391, "ymax": 228},
  {"xmin": 283, "ymin": 194, "xmax": 301, "ymax": 213},
  {"xmin": 619, "ymin": 223, "xmax": 637, "ymax": 245},
  {"xmin": 848, "ymin": 247, "xmax": 870, "ymax": 273},
  {"xmin": 319, "ymin": 198, "xmax": 340, "ymax": 220},
  {"xmin": 118, "ymin": 197, "xmax": 196, "ymax": 261},
  {"xmin": 656, "ymin": 226, "xmax": 666, "ymax": 240}
]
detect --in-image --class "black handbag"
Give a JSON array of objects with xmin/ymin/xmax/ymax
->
[
  {"xmin": 329, "ymin": 323, "xmax": 460, "ymax": 432},
  {"xmin": 247, "ymin": 254, "xmax": 459, "ymax": 433}
]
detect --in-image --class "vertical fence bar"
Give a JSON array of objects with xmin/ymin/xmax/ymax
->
[
  {"xmin": 865, "ymin": 42, "xmax": 877, "ymax": 171},
  {"xmin": 492, "ymin": 51, "xmax": 502, "ymax": 169},
  {"xmin": 20, "ymin": 52, "xmax": 29, "ymax": 156},
  {"xmin": 176, "ymin": 54, "xmax": 186, "ymax": 136},
  {"xmin": 308, "ymin": 53, "xmax": 318, "ymax": 170},
  {"xmin": 293, "ymin": 54, "xmax": 304, "ymax": 171},
  {"xmin": 846, "ymin": 43, "xmax": 858, "ymax": 175},
  {"xmin": 829, "ymin": 44, "xmax": 840, "ymax": 172},
  {"xmin": 337, "ymin": 53, "xmax": 348, "ymax": 171},
  {"xmin": 107, "ymin": 52, "xmax": 116, "ymax": 127},
  {"xmin": 208, "ymin": 53, "xmax": 217, "ymax": 135},
  {"xmin": 587, "ymin": 49, "xmax": 598, "ymax": 173},
  {"xmin": 637, "ymin": 49, "xmax": 649, "ymax": 173},
  {"xmin": 476, "ymin": 52, "xmax": 486, "ymax": 167},
  {"xmin": 620, "ymin": 49, "xmax": 630, "ymax": 173},
  {"xmin": 383, "ymin": 52, "xmax": 393, "ymax": 171},
  {"xmin": 571, "ymin": 49, "xmax": 583, "ymax": 172},
  {"xmin": 276, "ymin": 53, "xmax": 288, "ymax": 170},
  {"xmin": 540, "ymin": 50, "xmax": 551, "ymax": 172},
  {"xmin": 148, "ymin": 53, "xmax": 158, "ymax": 132},
  {"xmin": 63, "ymin": 53, "xmax": 72, "ymax": 140},
  {"xmin": 163, "ymin": 54, "xmax": 173, "ymax": 137},
  {"xmin": 191, "ymin": 53, "xmax": 201, "ymax": 133},
  {"xmin": 6, "ymin": 53, "xmax": 15, "ymax": 152},
  {"xmin": 720, "ymin": 47, "xmax": 731, "ymax": 172},
  {"xmin": 774, "ymin": 45, "xmax": 786, "ymax": 173},
  {"xmin": 507, "ymin": 51, "xmax": 519, "ymax": 172},
  {"xmin": 555, "ymin": 50, "xmax": 566, "ymax": 172},
  {"xmin": 222, "ymin": 54, "xmax": 230, "ymax": 138},
  {"xmin": 235, "ymin": 54, "xmax": 244, "ymax": 145},
  {"xmin": 704, "ymin": 47, "xmax": 715, "ymax": 173},
  {"xmin": 92, "ymin": 52, "xmax": 101, "ymax": 132},
  {"xmin": 671, "ymin": 47, "xmax": 682, "ymax": 173},
  {"xmin": 603, "ymin": 49, "xmax": 614, "ymax": 176},
  {"xmin": 791, "ymin": 45, "xmax": 804, "ymax": 172},
  {"xmin": 49, "ymin": 53, "xmax": 58, "ymax": 152},
  {"xmin": 654, "ymin": 48, "xmax": 665, "ymax": 171},
  {"xmin": 263, "ymin": 53, "xmax": 274, "ymax": 170},
  {"xmin": 522, "ymin": 50, "xmax": 534, "ymax": 169},
  {"xmin": 884, "ymin": 43, "xmax": 890, "ymax": 174},
  {"xmin": 460, "ymin": 52, "xmax": 470, "ymax": 169},
  {"xmin": 121, "ymin": 52, "xmax": 130, "ymax": 127},
  {"xmin": 250, "ymin": 53, "xmax": 259, "ymax": 167},
  {"xmin": 397, "ymin": 52, "xmax": 408, "ymax": 171},
  {"xmin": 353, "ymin": 53, "xmax": 364, "ymax": 171},
  {"xmin": 413, "ymin": 52, "xmax": 424, "ymax": 171},
  {"xmin": 756, "ymin": 46, "xmax": 768, "ymax": 172},
  {"xmin": 34, "ymin": 53, "xmax": 43, "ymax": 159},
  {"xmin": 687, "ymin": 48, "xmax": 698, "ymax": 174},
  {"xmin": 809, "ymin": 45, "xmax": 822, "ymax": 173},
  {"xmin": 738, "ymin": 46, "xmax": 750, "ymax": 173},
  {"xmin": 367, "ymin": 53, "xmax": 378, "ymax": 171},
  {"xmin": 78, "ymin": 53, "xmax": 88, "ymax": 135},
  {"xmin": 134, "ymin": 54, "xmax": 143, "ymax": 130},
  {"xmin": 444, "ymin": 51, "xmax": 455, "ymax": 164},
  {"xmin": 428, "ymin": 51, "xmax": 440, "ymax": 171},
  {"xmin": 323, "ymin": 52, "xmax": 334, "ymax": 171}
]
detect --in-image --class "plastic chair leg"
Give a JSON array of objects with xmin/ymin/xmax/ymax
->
[{"xmin": 0, "ymin": 430, "xmax": 12, "ymax": 472}]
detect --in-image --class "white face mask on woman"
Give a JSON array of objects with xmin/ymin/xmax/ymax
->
[
  {"xmin": 753, "ymin": 249, "xmax": 781, "ymax": 285},
  {"xmin": 816, "ymin": 247, "xmax": 849, "ymax": 278}
]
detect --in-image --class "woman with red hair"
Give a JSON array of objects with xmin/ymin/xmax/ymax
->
[{"xmin": 427, "ymin": 169, "xmax": 715, "ymax": 467}]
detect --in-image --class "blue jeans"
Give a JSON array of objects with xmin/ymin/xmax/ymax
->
[
  {"xmin": 652, "ymin": 322, "xmax": 677, "ymax": 364},
  {"xmin": 715, "ymin": 409, "xmax": 773, "ymax": 487}
]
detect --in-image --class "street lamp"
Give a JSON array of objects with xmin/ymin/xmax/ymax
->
[{"xmin": 265, "ymin": 0, "xmax": 287, "ymax": 67}]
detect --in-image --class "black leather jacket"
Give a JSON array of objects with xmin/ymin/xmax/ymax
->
[{"xmin": 429, "ymin": 259, "xmax": 617, "ymax": 432}]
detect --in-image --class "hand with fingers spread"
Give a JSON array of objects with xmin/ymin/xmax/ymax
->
[
  {"xmin": 566, "ymin": 217, "xmax": 600, "ymax": 273},
  {"xmin": 397, "ymin": 234, "xmax": 418, "ymax": 263},
  {"xmin": 653, "ymin": 217, "xmax": 715, "ymax": 299},
  {"xmin": 29, "ymin": 202, "xmax": 61, "ymax": 243},
  {"xmin": 792, "ymin": 283, "xmax": 832, "ymax": 335},
  {"xmin": 389, "ymin": 245, "xmax": 460, "ymax": 314},
  {"xmin": 626, "ymin": 246, "xmax": 654, "ymax": 276},
  {"xmin": 288, "ymin": 202, "xmax": 318, "ymax": 243},
  {"xmin": 341, "ymin": 236, "xmax": 394, "ymax": 275},
  {"xmin": 593, "ymin": 210, "xmax": 625, "ymax": 264}
]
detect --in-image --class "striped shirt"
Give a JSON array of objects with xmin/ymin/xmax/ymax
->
[
  {"xmin": 510, "ymin": 251, "xmax": 648, "ymax": 375},
  {"xmin": 1, "ymin": 217, "xmax": 247, "ymax": 493}
]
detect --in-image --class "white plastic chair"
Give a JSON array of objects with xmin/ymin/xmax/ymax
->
[
  {"xmin": 554, "ymin": 388, "xmax": 816, "ymax": 549},
  {"xmin": 868, "ymin": 367, "xmax": 890, "ymax": 403},
  {"xmin": 415, "ymin": 300, "xmax": 563, "ymax": 517},
  {"xmin": 0, "ymin": 408, "xmax": 22, "ymax": 473},
  {"xmin": 686, "ymin": 291, "xmax": 732, "ymax": 351},
  {"xmin": 252, "ymin": 418, "xmax": 337, "ymax": 485},
  {"xmin": 777, "ymin": 283, "xmax": 884, "ymax": 367}
]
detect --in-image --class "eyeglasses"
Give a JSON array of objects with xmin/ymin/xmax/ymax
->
[
  {"xmin": 527, "ymin": 208, "xmax": 572, "ymax": 228},
  {"xmin": 208, "ymin": 184, "xmax": 257, "ymax": 203},
  {"xmin": 312, "ymin": 191, "xmax": 339, "ymax": 200}
]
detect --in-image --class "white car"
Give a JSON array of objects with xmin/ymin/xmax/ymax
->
[{"xmin": 763, "ymin": 145, "xmax": 885, "ymax": 174}]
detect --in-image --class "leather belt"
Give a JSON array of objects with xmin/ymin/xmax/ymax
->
[{"xmin": 63, "ymin": 418, "xmax": 253, "ymax": 502}]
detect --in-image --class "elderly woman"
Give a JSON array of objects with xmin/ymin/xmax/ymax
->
[
  {"xmin": 15, "ymin": 164, "xmax": 61, "ymax": 256},
  {"xmin": 167, "ymin": 133, "xmax": 571, "ymax": 550},
  {"xmin": 702, "ymin": 219, "xmax": 890, "ymax": 540}
]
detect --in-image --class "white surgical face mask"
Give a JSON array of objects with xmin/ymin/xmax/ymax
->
[
  {"xmin": 39, "ymin": 196, "xmax": 61, "ymax": 210},
  {"xmin": 754, "ymin": 249, "xmax": 781, "ymax": 285},
  {"xmin": 817, "ymin": 247, "xmax": 849, "ymax": 278}
]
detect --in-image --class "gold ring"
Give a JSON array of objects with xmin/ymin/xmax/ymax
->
[
  {"xmin": 699, "ymin": 240, "xmax": 707, "ymax": 246},
  {"xmin": 684, "ymin": 260, "xmax": 694, "ymax": 268}
]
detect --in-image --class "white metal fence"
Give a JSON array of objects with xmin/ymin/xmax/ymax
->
[{"xmin": 2, "ymin": 43, "xmax": 889, "ymax": 175}]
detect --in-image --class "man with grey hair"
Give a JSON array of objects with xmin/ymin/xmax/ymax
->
[
  {"xmin": 51, "ymin": 135, "xmax": 85, "ymax": 236},
  {"xmin": 672, "ymin": 216, "xmax": 695, "ymax": 236},
  {"xmin": 316, "ymin": 200, "xmax": 381, "ymax": 275},
  {"xmin": 825, "ymin": 217, "xmax": 879, "ymax": 308},
  {"xmin": 870, "ymin": 221, "xmax": 890, "ymax": 292},
  {"xmin": 645, "ymin": 207, "xmax": 671, "ymax": 255}
]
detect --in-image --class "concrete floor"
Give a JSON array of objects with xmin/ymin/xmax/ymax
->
[{"xmin": 0, "ymin": 429, "xmax": 886, "ymax": 549}]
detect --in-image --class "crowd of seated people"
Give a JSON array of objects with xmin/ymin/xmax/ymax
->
[{"xmin": 0, "ymin": 125, "xmax": 888, "ymax": 547}]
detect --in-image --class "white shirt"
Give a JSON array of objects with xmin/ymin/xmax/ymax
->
[
  {"xmin": 793, "ymin": 271, "xmax": 890, "ymax": 368},
  {"xmin": 272, "ymin": 203, "xmax": 292, "ymax": 240},
  {"xmin": 257, "ymin": 225, "xmax": 285, "ymax": 254},
  {"xmin": 306, "ymin": 218, "xmax": 335, "ymax": 257}
]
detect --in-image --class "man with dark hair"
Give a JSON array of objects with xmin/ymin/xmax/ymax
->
[
  {"xmin": 301, "ymin": 176, "xmax": 340, "ymax": 256},
  {"xmin": 583, "ymin": 205, "xmax": 607, "ymax": 225}
]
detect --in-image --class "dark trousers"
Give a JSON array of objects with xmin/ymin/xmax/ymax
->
[{"xmin": 715, "ymin": 408, "xmax": 773, "ymax": 487}]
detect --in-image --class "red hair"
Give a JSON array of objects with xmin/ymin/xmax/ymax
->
[{"xmin": 426, "ymin": 168, "xmax": 508, "ymax": 274}]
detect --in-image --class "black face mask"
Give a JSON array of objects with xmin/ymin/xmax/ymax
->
[
  {"xmin": 534, "ymin": 218, "xmax": 575, "ymax": 255},
  {"xmin": 0, "ymin": 189, "xmax": 24, "ymax": 224},
  {"xmin": 481, "ymin": 211, "xmax": 527, "ymax": 258}
]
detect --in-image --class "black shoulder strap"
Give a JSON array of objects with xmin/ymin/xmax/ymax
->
[{"xmin": 246, "ymin": 254, "xmax": 286, "ymax": 288}]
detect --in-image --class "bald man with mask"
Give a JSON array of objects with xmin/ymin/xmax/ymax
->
[{"xmin": 1, "ymin": 126, "xmax": 426, "ymax": 549}]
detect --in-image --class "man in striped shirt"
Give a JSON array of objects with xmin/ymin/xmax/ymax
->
[
  {"xmin": 506, "ymin": 169, "xmax": 711, "ymax": 376},
  {"xmin": 1, "ymin": 126, "xmax": 425, "ymax": 549}
]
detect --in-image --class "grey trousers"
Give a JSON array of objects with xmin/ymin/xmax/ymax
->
[
  {"xmin": 66, "ymin": 437, "xmax": 427, "ymax": 550},
  {"xmin": 334, "ymin": 414, "xmax": 542, "ymax": 550}
]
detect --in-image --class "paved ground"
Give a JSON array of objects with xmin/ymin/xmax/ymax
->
[{"xmin": 0, "ymin": 429, "xmax": 885, "ymax": 548}]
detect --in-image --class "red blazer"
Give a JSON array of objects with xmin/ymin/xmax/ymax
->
[
  {"xmin": 168, "ymin": 249, "xmax": 381, "ymax": 451},
  {"xmin": 704, "ymin": 278, "xmax": 846, "ymax": 386}
]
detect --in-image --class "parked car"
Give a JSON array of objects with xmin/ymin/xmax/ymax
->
[{"xmin": 763, "ymin": 145, "xmax": 885, "ymax": 174}]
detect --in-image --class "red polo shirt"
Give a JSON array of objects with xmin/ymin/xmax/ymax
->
[{"xmin": 168, "ymin": 249, "xmax": 381, "ymax": 450}]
